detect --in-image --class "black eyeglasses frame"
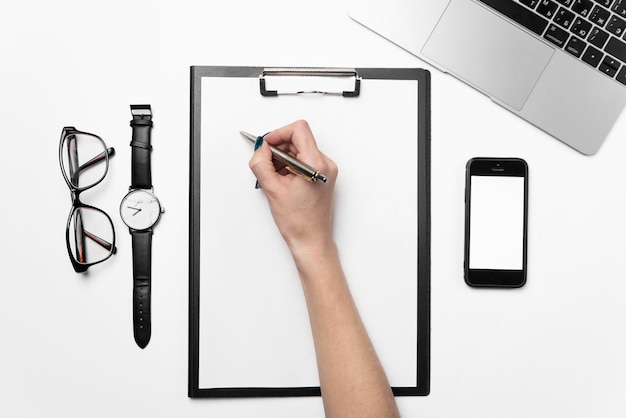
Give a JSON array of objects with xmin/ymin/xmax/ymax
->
[{"xmin": 59, "ymin": 126, "xmax": 117, "ymax": 273}]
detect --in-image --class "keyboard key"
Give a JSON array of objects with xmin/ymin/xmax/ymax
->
[
  {"xmin": 544, "ymin": 23, "xmax": 571, "ymax": 46},
  {"xmin": 477, "ymin": 0, "xmax": 549, "ymax": 35},
  {"xmin": 613, "ymin": 0, "xmax": 626, "ymax": 17},
  {"xmin": 616, "ymin": 66, "xmax": 626, "ymax": 84},
  {"xmin": 573, "ymin": 0, "xmax": 595, "ymax": 16},
  {"xmin": 594, "ymin": 0, "xmax": 613, "ymax": 7},
  {"xmin": 600, "ymin": 55, "xmax": 620, "ymax": 75},
  {"xmin": 520, "ymin": 0, "xmax": 540, "ymax": 8},
  {"xmin": 555, "ymin": 7, "xmax": 576, "ymax": 28},
  {"xmin": 606, "ymin": 15, "xmax": 626, "ymax": 36},
  {"xmin": 582, "ymin": 44, "xmax": 605, "ymax": 66},
  {"xmin": 588, "ymin": 27, "xmax": 611, "ymax": 46},
  {"xmin": 566, "ymin": 36, "xmax": 588, "ymax": 56},
  {"xmin": 589, "ymin": 5, "xmax": 611, "ymax": 26},
  {"xmin": 605, "ymin": 35, "xmax": 626, "ymax": 60},
  {"xmin": 572, "ymin": 17, "xmax": 593, "ymax": 37},
  {"xmin": 538, "ymin": 0, "xmax": 559, "ymax": 17},
  {"xmin": 556, "ymin": 0, "xmax": 574, "ymax": 5}
]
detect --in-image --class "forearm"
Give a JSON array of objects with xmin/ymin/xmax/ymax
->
[
  {"xmin": 292, "ymin": 244, "xmax": 400, "ymax": 418},
  {"xmin": 249, "ymin": 121, "xmax": 398, "ymax": 416}
]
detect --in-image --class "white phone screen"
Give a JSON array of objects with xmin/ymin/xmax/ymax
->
[{"xmin": 469, "ymin": 175, "xmax": 525, "ymax": 270}]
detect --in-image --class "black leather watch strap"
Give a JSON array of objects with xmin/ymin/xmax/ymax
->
[
  {"xmin": 132, "ymin": 229, "xmax": 153, "ymax": 349},
  {"xmin": 130, "ymin": 104, "xmax": 153, "ymax": 189}
]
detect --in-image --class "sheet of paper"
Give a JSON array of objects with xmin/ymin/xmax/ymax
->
[{"xmin": 199, "ymin": 77, "xmax": 419, "ymax": 388}]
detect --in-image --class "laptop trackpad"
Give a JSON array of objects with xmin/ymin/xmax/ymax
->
[{"xmin": 422, "ymin": 0, "xmax": 554, "ymax": 110}]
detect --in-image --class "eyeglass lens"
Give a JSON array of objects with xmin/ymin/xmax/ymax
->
[
  {"xmin": 60, "ymin": 130, "xmax": 116, "ymax": 270},
  {"xmin": 61, "ymin": 133, "xmax": 110, "ymax": 189},
  {"xmin": 68, "ymin": 207, "xmax": 116, "ymax": 265}
]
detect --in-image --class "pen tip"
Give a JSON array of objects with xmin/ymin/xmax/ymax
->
[{"xmin": 240, "ymin": 131, "xmax": 256, "ymax": 143}]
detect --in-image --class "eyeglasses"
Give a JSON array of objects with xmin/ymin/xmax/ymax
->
[{"xmin": 59, "ymin": 127, "xmax": 117, "ymax": 272}]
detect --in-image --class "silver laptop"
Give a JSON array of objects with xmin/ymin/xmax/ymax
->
[{"xmin": 349, "ymin": 0, "xmax": 626, "ymax": 155}]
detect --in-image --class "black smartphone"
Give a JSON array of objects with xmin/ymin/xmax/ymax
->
[{"xmin": 464, "ymin": 158, "xmax": 528, "ymax": 288}]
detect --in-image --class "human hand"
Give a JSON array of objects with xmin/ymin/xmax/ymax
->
[{"xmin": 249, "ymin": 120, "xmax": 338, "ymax": 256}]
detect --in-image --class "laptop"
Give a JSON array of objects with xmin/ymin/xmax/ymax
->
[{"xmin": 349, "ymin": 0, "xmax": 626, "ymax": 155}]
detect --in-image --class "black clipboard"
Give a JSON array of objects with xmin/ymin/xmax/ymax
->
[{"xmin": 189, "ymin": 66, "xmax": 430, "ymax": 398}]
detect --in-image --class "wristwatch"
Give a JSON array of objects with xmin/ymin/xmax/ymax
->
[{"xmin": 119, "ymin": 104, "xmax": 164, "ymax": 349}]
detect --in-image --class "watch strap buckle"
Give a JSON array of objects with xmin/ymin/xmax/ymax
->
[
  {"xmin": 130, "ymin": 104, "xmax": 153, "ymax": 127},
  {"xmin": 130, "ymin": 104, "xmax": 152, "ymax": 118}
]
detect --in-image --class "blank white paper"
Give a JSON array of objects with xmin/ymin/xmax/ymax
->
[{"xmin": 199, "ymin": 76, "xmax": 419, "ymax": 389}]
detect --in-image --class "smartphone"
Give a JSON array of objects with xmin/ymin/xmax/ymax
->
[{"xmin": 464, "ymin": 158, "xmax": 528, "ymax": 288}]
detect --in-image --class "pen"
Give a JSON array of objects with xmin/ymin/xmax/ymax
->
[{"xmin": 240, "ymin": 131, "xmax": 328, "ymax": 183}]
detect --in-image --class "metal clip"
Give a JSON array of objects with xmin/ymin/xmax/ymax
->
[{"xmin": 259, "ymin": 68, "xmax": 361, "ymax": 97}]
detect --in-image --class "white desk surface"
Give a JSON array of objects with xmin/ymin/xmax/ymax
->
[{"xmin": 1, "ymin": 1, "xmax": 624, "ymax": 417}]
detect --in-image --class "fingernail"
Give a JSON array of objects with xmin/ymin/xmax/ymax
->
[
  {"xmin": 254, "ymin": 135, "xmax": 264, "ymax": 151},
  {"xmin": 253, "ymin": 133, "xmax": 269, "ymax": 189}
]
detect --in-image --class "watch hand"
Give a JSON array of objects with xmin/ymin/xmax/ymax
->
[{"xmin": 127, "ymin": 206, "xmax": 142, "ymax": 216}]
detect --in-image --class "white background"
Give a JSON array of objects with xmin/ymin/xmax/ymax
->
[{"xmin": 1, "ymin": 1, "xmax": 625, "ymax": 417}]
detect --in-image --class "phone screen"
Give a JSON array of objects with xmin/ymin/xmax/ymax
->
[{"xmin": 469, "ymin": 175, "xmax": 525, "ymax": 270}]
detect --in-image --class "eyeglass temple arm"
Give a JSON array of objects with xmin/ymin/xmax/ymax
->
[
  {"xmin": 70, "ymin": 147, "xmax": 117, "ymax": 259},
  {"xmin": 67, "ymin": 141, "xmax": 115, "ymax": 186},
  {"xmin": 79, "ymin": 147, "xmax": 116, "ymax": 173},
  {"xmin": 84, "ymin": 230, "xmax": 117, "ymax": 254},
  {"xmin": 79, "ymin": 148, "xmax": 118, "ymax": 252},
  {"xmin": 74, "ymin": 209, "xmax": 87, "ymax": 263},
  {"xmin": 67, "ymin": 136, "xmax": 80, "ymax": 186},
  {"xmin": 74, "ymin": 213, "xmax": 117, "ymax": 258}
]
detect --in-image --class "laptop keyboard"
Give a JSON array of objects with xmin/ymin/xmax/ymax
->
[{"xmin": 477, "ymin": 0, "xmax": 626, "ymax": 86}]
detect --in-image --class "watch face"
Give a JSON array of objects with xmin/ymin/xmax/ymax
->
[{"xmin": 120, "ymin": 189, "xmax": 162, "ymax": 230}]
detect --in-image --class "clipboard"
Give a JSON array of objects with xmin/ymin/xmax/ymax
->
[{"xmin": 189, "ymin": 66, "xmax": 431, "ymax": 398}]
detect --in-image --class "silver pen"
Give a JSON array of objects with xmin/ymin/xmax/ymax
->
[{"xmin": 240, "ymin": 131, "xmax": 328, "ymax": 183}]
